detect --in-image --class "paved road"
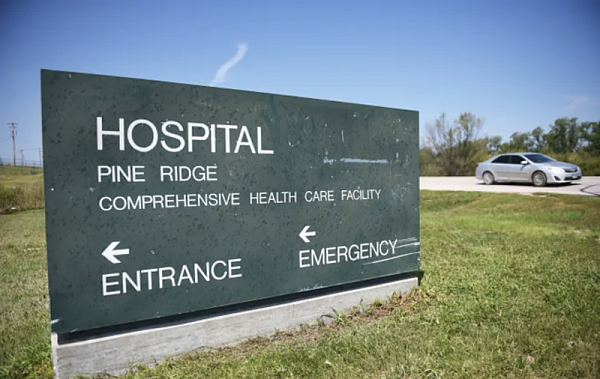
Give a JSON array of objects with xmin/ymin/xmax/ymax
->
[{"xmin": 420, "ymin": 176, "xmax": 600, "ymax": 197}]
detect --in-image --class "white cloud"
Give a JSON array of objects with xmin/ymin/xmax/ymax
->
[
  {"xmin": 209, "ymin": 43, "xmax": 249, "ymax": 86},
  {"xmin": 565, "ymin": 95, "xmax": 590, "ymax": 111}
]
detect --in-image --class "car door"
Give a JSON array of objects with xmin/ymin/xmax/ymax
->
[
  {"xmin": 490, "ymin": 155, "xmax": 511, "ymax": 180},
  {"xmin": 499, "ymin": 155, "xmax": 522, "ymax": 181},
  {"xmin": 509, "ymin": 154, "xmax": 530, "ymax": 181}
]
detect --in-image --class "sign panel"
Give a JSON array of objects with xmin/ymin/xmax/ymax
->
[{"xmin": 42, "ymin": 70, "xmax": 420, "ymax": 334}]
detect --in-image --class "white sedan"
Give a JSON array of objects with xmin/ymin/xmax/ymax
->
[{"xmin": 475, "ymin": 153, "xmax": 582, "ymax": 187}]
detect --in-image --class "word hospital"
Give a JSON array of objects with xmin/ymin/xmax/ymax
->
[{"xmin": 96, "ymin": 117, "xmax": 274, "ymax": 154}]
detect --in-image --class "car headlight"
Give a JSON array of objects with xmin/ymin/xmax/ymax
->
[{"xmin": 546, "ymin": 167, "xmax": 564, "ymax": 172}]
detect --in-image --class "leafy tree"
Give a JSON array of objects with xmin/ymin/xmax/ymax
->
[
  {"xmin": 486, "ymin": 135, "xmax": 503, "ymax": 155},
  {"xmin": 500, "ymin": 127, "xmax": 546, "ymax": 153},
  {"xmin": 545, "ymin": 117, "xmax": 583, "ymax": 153},
  {"xmin": 425, "ymin": 112, "xmax": 485, "ymax": 176},
  {"xmin": 580, "ymin": 121, "xmax": 600, "ymax": 154},
  {"xmin": 419, "ymin": 113, "xmax": 600, "ymax": 176},
  {"xmin": 530, "ymin": 127, "xmax": 546, "ymax": 151},
  {"xmin": 506, "ymin": 131, "xmax": 532, "ymax": 152}
]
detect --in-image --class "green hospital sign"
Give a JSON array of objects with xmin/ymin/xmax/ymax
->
[{"xmin": 42, "ymin": 70, "xmax": 420, "ymax": 334}]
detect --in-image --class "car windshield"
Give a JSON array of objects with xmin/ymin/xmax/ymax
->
[{"xmin": 524, "ymin": 154, "xmax": 555, "ymax": 163}]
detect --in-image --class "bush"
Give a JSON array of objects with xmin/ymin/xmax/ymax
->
[{"xmin": 0, "ymin": 181, "xmax": 45, "ymax": 213}]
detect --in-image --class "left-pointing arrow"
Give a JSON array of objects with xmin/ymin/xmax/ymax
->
[
  {"xmin": 299, "ymin": 225, "xmax": 316, "ymax": 243},
  {"xmin": 102, "ymin": 241, "xmax": 130, "ymax": 264}
]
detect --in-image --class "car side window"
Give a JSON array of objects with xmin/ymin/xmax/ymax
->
[
  {"xmin": 510, "ymin": 155, "xmax": 525, "ymax": 164},
  {"xmin": 492, "ymin": 156, "xmax": 510, "ymax": 164}
]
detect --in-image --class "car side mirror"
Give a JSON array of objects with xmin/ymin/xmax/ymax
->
[{"xmin": 520, "ymin": 160, "xmax": 529, "ymax": 165}]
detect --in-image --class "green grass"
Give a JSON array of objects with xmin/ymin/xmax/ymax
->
[
  {"xmin": 0, "ymin": 166, "xmax": 43, "ymax": 186},
  {"xmin": 0, "ymin": 210, "xmax": 52, "ymax": 378},
  {"xmin": 1, "ymin": 192, "xmax": 599, "ymax": 378},
  {"xmin": 0, "ymin": 166, "xmax": 44, "ymax": 213}
]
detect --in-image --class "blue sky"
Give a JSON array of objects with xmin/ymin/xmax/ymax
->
[{"xmin": 1, "ymin": 0, "xmax": 599, "ymax": 163}]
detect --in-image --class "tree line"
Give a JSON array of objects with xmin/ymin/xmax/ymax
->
[{"xmin": 420, "ymin": 113, "xmax": 600, "ymax": 176}]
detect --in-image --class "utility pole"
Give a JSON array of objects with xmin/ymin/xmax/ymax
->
[
  {"xmin": 39, "ymin": 147, "xmax": 43, "ymax": 168},
  {"xmin": 20, "ymin": 149, "xmax": 24, "ymax": 173},
  {"xmin": 8, "ymin": 123, "xmax": 17, "ymax": 166}
]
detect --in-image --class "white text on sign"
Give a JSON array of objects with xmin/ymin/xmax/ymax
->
[
  {"xmin": 97, "ymin": 165, "xmax": 218, "ymax": 183},
  {"xmin": 96, "ymin": 117, "xmax": 274, "ymax": 154},
  {"xmin": 102, "ymin": 258, "xmax": 242, "ymax": 296},
  {"xmin": 98, "ymin": 189, "xmax": 382, "ymax": 211},
  {"xmin": 298, "ymin": 239, "xmax": 420, "ymax": 268}
]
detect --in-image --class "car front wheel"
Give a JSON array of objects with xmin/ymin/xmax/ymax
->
[
  {"xmin": 483, "ymin": 172, "xmax": 495, "ymax": 185},
  {"xmin": 532, "ymin": 171, "xmax": 547, "ymax": 187}
]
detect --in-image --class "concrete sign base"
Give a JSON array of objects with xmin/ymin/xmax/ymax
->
[{"xmin": 52, "ymin": 276, "xmax": 417, "ymax": 379}]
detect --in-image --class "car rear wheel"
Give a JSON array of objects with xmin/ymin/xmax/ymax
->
[
  {"xmin": 483, "ymin": 171, "xmax": 495, "ymax": 185},
  {"xmin": 532, "ymin": 171, "xmax": 547, "ymax": 187}
]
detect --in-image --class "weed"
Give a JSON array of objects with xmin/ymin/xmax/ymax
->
[{"xmin": 0, "ymin": 166, "xmax": 44, "ymax": 213}]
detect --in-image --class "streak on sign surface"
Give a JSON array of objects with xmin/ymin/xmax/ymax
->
[{"xmin": 41, "ymin": 70, "xmax": 420, "ymax": 334}]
